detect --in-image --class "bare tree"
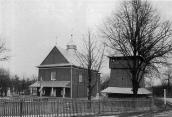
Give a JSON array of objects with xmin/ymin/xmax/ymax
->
[
  {"xmin": 0, "ymin": 68, "xmax": 11, "ymax": 96},
  {"xmin": 0, "ymin": 39, "xmax": 9, "ymax": 61},
  {"xmin": 102, "ymin": 0, "xmax": 172, "ymax": 95},
  {"xmin": 0, "ymin": 39, "xmax": 9, "ymax": 96},
  {"xmin": 76, "ymin": 31, "xmax": 105, "ymax": 101}
]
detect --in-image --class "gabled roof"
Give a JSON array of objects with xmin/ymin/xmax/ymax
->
[
  {"xmin": 57, "ymin": 46, "xmax": 81, "ymax": 66},
  {"xmin": 38, "ymin": 46, "xmax": 81, "ymax": 68}
]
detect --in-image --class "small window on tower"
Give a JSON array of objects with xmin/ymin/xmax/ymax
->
[
  {"xmin": 51, "ymin": 72, "xmax": 56, "ymax": 80},
  {"xmin": 79, "ymin": 73, "xmax": 83, "ymax": 83}
]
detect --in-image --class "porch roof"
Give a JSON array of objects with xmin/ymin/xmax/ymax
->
[
  {"xmin": 37, "ymin": 63, "xmax": 71, "ymax": 68},
  {"xmin": 101, "ymin": 87, "xmax": 151, "ymax": 95},
  {"xmin": 30, "ymin": 81, "xmax": 70, "ymax": 88}
]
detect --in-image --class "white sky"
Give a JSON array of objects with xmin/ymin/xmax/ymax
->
[{"xmin": 0, "ymin": 0, "xmax": 172, "ymax": 78}]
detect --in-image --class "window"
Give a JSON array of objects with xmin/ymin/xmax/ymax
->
[
  {"xmin": 51, "ymin": 72, "xmax": 56, "ymax": 80},
  {"xmin": 79, "ymin": 73, "xmax": 83, "ymax": 83}
]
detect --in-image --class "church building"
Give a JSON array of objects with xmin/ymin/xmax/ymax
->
[{"xmin": 30, "ymin": 39, "xmax": 100, "ymax": 98}]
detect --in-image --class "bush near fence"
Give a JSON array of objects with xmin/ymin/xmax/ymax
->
[{"xmin": 0, "ymin": 97, "xmax": 153, "ymax": 117}]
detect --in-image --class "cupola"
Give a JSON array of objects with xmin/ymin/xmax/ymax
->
[{"xmin": 66, "ymin": 34, "xmax": 77, "ymax": 51}]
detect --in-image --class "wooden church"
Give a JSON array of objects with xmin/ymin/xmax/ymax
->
[{"xmin": 30, "ymin": 39, "xmax": 100, "ymax": 98}]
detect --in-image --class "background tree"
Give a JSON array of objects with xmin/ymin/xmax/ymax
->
[
  {"xmin": 11, "ymin": 75, "xmax": 20, "ymax": 94},
  {"xmin": 0, "ymin": 38, "xmax": 10, "ymax": 96},
  {"xmin": 11, "ymin": 75, "xmax": 36, "ymax": 95},
  {"xmin": 0, "ymin": 39, "xmax": 9, "ymax": 61},
  {"xmin": 0, "ymin": 68, "xmax": 11, "ymax": 96},
  {"xmin": 77, "ymin": 31, "xmax": 105, "ymax": 101},
  {"xmin": 102, "ymin": 0, "xmax": 172, "ymax": 95}
]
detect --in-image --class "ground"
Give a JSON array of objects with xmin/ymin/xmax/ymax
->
[
  {"xmin": 93, "ymin": 98, "xmax": 172, "ymax": 117},
  {"xmin": 122, "ymin": 97, "xmax": 172, "ymax": 117},
  {"xmin": 89, "ymin": 110, "xmax": 172, "ymax": 117}
]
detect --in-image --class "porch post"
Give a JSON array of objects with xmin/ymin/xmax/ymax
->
[
  {"xmin": 63, "ymin": 87, "xmax": 66, "ymax": 98},
  {"xmin": 54, "ymin": 88, "xmax": 56, "ymax": 97},
  {"xmin": 51, "ymin": 87, "xmax": 54, "ymax": 96}
]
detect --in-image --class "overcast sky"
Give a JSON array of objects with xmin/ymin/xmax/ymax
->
[{"xmin": 0, "ymin": 0, "xmax": 172, "ymax": 78}]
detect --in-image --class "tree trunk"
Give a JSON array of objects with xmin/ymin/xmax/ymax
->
[
  {"xmin": 88, "ymin": 68, "xmax": 92, "ymax": 100},
  {"xmin": 87, "ymin": 68, "xmax": 92, "ymax": 108},
  {"xmin": 132, "ymin": 78, "xmax": 139, "ymax": 96}
]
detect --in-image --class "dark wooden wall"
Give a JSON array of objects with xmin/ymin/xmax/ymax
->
[
  {"xmin": 39, "ymin": 67, "xmax": 71, "ymax": 81},
  {"xmin": 109, "ymin": 57, "xmax": 145, "ymax": 88},
  {"xmin": 38, "ymin": 67, "xmax": 99, "ymax": 98},
  {"xmin": 109, "ymin": 68, "xmax": 145, "ymax": 88}
]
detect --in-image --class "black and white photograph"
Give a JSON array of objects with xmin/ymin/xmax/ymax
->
[{"xmin": 0, "ymin": 0, "xmax": 172, "ymax": 116}]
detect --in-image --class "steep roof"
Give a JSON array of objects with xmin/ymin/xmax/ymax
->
[
  {"xmin": 38, "ymin": 46, "xmax": 81, "ymax": 68},
  {"xmin": 57, "ymin": 46, "xmax": 81, "ymax": 66}
]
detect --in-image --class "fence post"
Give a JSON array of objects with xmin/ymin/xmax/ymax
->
[
  {"xmin": 98, "ymin": 99, "xmax": 100, "ymax": 114},
  {"xmin": 150, "ymin": 97, "xmax": 153, "ymax": 112},
  {"xmin": 3, "ymin": 101, "xmax": 5, "ymax": 116},
  {"xmin": 20, "ymin": 100, "xmax": 23, "ymax": 117},
  {"xmin": 57, "ymin": 100, "xmax": 59, "ymax": 116}
]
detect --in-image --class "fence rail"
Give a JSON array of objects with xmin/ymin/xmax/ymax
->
[{"xmin": 0, "ymin": 98, "xmax": 152, "ymax": 117}]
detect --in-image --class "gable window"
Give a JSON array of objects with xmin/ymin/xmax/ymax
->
[
  {"xmin": 79, "ymin": 73, "xmax": 83, "ymax": 83},
  {"xmin": 51, "ymin": 72, "xmax": 56, "ymax": 80}
]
